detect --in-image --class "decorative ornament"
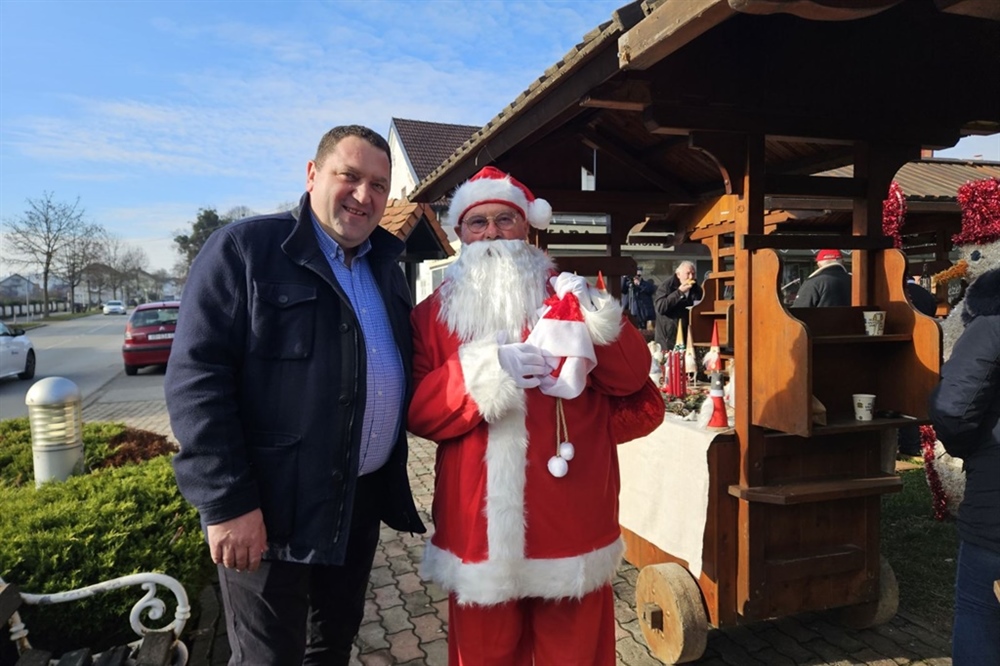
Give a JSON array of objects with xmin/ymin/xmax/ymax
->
[
  {"xmin": 548, "ymin": 398, "xmax": 575, "ymax": 478},
  {"xmin": 953, "ymin": 177, "xmax": 1000, "ymax": 246},
  {"xmin": 920, "ymin": 425, "xmax": 950, "ymax": 521},
  {"xmin": 881, "ymin": 180, "xmax": 906, "ymax": 248}
]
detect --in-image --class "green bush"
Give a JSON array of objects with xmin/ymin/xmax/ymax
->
[{"xmin": 0, "ymin": 419, "xmax": 211, "ymax": 655}]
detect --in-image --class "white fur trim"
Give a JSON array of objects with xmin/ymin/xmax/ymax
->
[
  {"xmin": 448, "ymin": 174, "xmax": 552, "ymax": 230},
  {"xmin": 458, "ymin": 339, "xmax": 525, "ymax": 423},
  {"xmin": 421, "ymin": 538, "xmax": 625, "ymax": 606},
  {"xmin": 583, "ymin": 293, "xmax": 624, "ymax": 346}
]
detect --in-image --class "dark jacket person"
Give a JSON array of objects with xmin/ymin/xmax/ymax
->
[
  {"xmin": 792, "ymin": 249, "xmax": 851, "ymax": 308},
  {"xmin": 166, "ymin": 126, "xmax": 425, "ymax": 664},
  {"xmin": 928, "ymin": 268, "xmax": 1000, "ymax": 666},
  {"xmin": 654, "ymin": 261, "xmax": 702, "ymax": 350}
]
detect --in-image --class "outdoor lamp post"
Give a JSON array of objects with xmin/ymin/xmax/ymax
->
[{"xmin": 25, "ymin": 377, "xmax": 85, "ymax": 488}]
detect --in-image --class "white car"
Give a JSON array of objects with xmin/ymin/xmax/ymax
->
[
  {"xmin": 103, "ymin": 300, "xmax": 127, "ymax": 315},
  {"xmin": 0, "ymin": 322, "xmax": 36, "ymax": 380}
]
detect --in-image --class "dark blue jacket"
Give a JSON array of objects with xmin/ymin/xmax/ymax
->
[
  {"xmin": 166, "ymin": 193, "xmax": 425, "ymax": 565},
  {"xmin": 929, "ymin": 269, "xmax": 1000, "ymax": 554}
]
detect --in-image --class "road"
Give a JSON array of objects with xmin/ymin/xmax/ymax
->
[{"xmin": 0, "ymin": 314, "xmax": 137, "ymax": 420}]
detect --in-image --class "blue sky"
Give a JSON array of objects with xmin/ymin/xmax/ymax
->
[{"xmin": 2, "ymin": 0, "xmax": 998, "ymax": 275}]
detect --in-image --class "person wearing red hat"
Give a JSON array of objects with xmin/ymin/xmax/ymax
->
[
  {"xmin": 408, "ymin": 166, "xmax": 654, "ymax": 665},
  {"xmin": 791, "ymin": 248, "xmax": 852, "ymax": 308}
]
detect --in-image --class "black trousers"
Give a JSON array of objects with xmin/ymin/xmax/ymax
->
[{"xmin": 217, "ymin": 475, "xmax": 381, "ymax": 665}]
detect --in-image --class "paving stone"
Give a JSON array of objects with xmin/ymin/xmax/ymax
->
[
  {"xmin": 421, "ymin": 638, "xmax": 449, "ymax": 666},
  {"xmin": 401, "ymin": 589, "xmax": 434, "ymax": 616},
  {"xmin": 722, "ymin": 624, "xmax": 770, "ymax": 653},
  {"xmin": 708, "ymin": 633, "xmax": 767, "ymax": 666},
  {"xmin": 807, "ymin": 638, "xmax": 864, "ymax": 666},
  {"xmin": 396, "ymin": 572, "xmax": 423, "ymax": 595},
  {"xmin": 810, "ymin": 619, "xmax": 869, "ymax": 653},
  {"xmin": 361, "ymin": 598, "xmax": 380, "ymax": 624},
  {"xmin": 774, "ymin": 615, "xmax": 822, "ymax": 644},
  {"xmin": 367, "ymin": 565, "xmax": 395, "ymax": 589},
  {"xmin": 373, "ymin": 584, "xmax": 403, "ymax": 610},
  {"xmin": 855, "ymin": 626, "xmax": 919, "ymax": 664},
  {"xmin": 387, "ymin": 553, "xmax": 415, "ymax": 575},
  {"xmin": 357, "ymin": 650, "xmax": 393, "ymax": 666},
  {"xmin": 387, "ymin": 629, "xmax": 424, "ymax": 663},
  {"xmin": 356, "ymin": 620, "xmax": 389, "ymax": 652},
  {"xmin": 755, "ymin": 626, "xmax": 820, "ymax": 663},
  {"xmin": 410, "ymin": 611, "xmax": 445, "ymax": 643},
  {"xmin": 615, "ymin": 634, "xmax": 663, "ymax": 666},
  {"xmin": 849, "ymin": 647, "xmax": 899, "ymax": 666},
  {"xmin": 752, "ymin": 646, "xmax": 798, "ymax": 665},
  {"xmin": 380, "ymin": 605, "xmax": 414, "ymax": 635}
]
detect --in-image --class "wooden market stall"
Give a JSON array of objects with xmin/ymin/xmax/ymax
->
[{"xmin": 410, "ymin": 1, "xmax": 1000, "ymax": 662}]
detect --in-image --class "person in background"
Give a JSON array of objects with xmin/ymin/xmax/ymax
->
[
  {"xmin": 928, "ymin": 268, "xmax": 1000, "ymax": 665},
  {"xmin": 165, "ymin": 125, "xmax": 425, "ymax": 664},
  {"xmin": 897, "ymin": 277, "xmax": 938, "ymax": 456},
  {"xmin": 408, "ymin": 166, "xmax": 651, "ymax": 665},
  {"xmin": 621, "ymin": 267, "xmax": 656, "ymax": 329},
  {"xmin": 654, "ymin": 260, "xmax": 703, "ymax": 351},
  {"xmin": 791, "ymin": 248, "xmax": 851, "ymax": 307}
]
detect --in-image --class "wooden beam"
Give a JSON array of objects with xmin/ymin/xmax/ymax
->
[
  {"xmin": 728, "ymin": 0, "xmax": 903, "ymax": 21},
  {"xmin": 741, "ymin": 234, "xmax": 894, "ymax": 251},
  {"xmin": 618, "ymin": 0, "xmax": 735, "ymax": 71},
  {"xmin": 533, "ymin": 188, "xmax": 682, "ymax": 212},
  {"xmin": 579, "ymin": 97, "xmax": 646, "ymax": 111},
  {"xmin": 764, "ymin": 174, "xmax": 865, "ymax": 198},
  {"xmin": 643, "ymin": 104, "xmax": 963, "ymax": 148},
  {"xmin": 579, "ymin": 126, "xmax": 695, "ymax": 201},
  {"xmin": 690, "ymin": 132, "xmax": 748, "ymax": 196}
]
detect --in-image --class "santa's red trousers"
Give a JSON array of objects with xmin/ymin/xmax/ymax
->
[{"xmin": 447, "ymin": 585, "xmax": 616, "ymax": 665}]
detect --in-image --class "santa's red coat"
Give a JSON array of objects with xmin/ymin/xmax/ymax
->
[{"xmin": 409, "ymin": 287, "xmax": 652, "ymax": 605}]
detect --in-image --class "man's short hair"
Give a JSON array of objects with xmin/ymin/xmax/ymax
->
[{"xmin": 315, "ymin": 125, "xmax": 391, "ymax": 167}]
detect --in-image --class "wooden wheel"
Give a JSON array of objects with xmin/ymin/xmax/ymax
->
[
  {"xmin": 836, "ymin": 556, "xmax": 899, "ymax": 629},
  {"xmin": 635, "ymin": 563, "xmax": 708, "ymax": 664}
]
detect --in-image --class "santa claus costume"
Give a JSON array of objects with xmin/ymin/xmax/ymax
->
[{"xmin": 409, "ymin": 168, "xmax": 653, "ymax": 665}]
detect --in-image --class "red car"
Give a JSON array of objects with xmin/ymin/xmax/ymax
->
[{"xmin": 122, "ymin": 301, "xmax": 180, "ymax": 375}]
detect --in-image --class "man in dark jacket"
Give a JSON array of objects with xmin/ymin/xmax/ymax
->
[
  {"xmin": 165, "ymin": 125, "xmax": 425, "ymax": 664},
  {"xmin": 791, "ymin": 249, "xmax": 851, "ymax": 308},
  {"xmin": 621, "ymin": 267, "xmax": 656, "ymax": 328},
  {"xmin": 929, "ymin": 268, "xmax": 1000, "ymax": 665},
  {"xmin": 654, "ymin": 260, "xmax": 703, "ymax": 350}
]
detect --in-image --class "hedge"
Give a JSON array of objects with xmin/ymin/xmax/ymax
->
[{"xmin": 0, "ymin": 418, "xmax": 211, "ymax": 656}]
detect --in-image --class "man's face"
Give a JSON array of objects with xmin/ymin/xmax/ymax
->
[
  {"xmin": 306, "ymin": 135, "xmax": 390, "ymax": 250},
  {"xmin": 676, "ymin": 264, "xmax": 696, "ymax": 282},
  {"xmin": 455, "ymin": 202, "xmax": 529, "ymax": 245}
]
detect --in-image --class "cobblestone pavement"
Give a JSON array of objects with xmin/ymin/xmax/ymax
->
[{"xmin": 81, "ymin": 375, "xmax": 954, "ymax": 666}]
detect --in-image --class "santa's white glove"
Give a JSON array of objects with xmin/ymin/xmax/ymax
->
[
  {"xmin": 549, "ymin": 272, "xmax": 596, "ymax": 311},
  {"xmin": 497, "ymin": 342, "xmax": 549, "ymax": 389}
]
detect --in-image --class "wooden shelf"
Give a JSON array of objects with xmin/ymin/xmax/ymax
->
[
  {"xmin": 728, "ymin": 474, "xmax": 902, "ymax": 505},
  {"xmin": 813, "ymin": 333, "xmax": 912, "ymax": 344}
]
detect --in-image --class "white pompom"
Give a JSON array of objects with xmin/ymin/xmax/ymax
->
[
  {"xmin": 558, "ymin": 441, "xmax": 575, "ymax": 460},
  {"xmin": 547, "ymin": 455, "xmax": 569, "ymax": 478}
]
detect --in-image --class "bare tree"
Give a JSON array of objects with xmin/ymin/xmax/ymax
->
[
  {"xmin": 54, "ymin": 222, "xmax": 106, "ymax": 310},
  {"xmin": 3, "ymin": 192, "xmax": 86, "ymax": 314}
]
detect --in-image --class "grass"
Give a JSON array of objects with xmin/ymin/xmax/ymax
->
[{"xmin": 882, "ymin": 462, "xmax": 959, "ymax": 635}]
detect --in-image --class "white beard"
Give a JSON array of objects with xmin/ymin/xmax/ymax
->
[{"xmin": 438, "ymin": 239, "xmax": 554, "ymax": 343}]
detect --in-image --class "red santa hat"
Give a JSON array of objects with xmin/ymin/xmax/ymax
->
[
  {"xmin": 448, "ymin": 166, "xmax": 552, "ymax": 230},
  {"xmin": 524, "ymin": 292, "xmax": 596, "ymax": 400}
]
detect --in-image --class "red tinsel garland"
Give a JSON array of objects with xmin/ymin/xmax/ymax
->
[
  {"xmin": 881, "ymin": 181, "xmax": 906, "ymax": 248},
  {"xmin": 954, "ymin": 177, "xmax": 1000, "ymax": 245},
  {"xmin": 920, "ymin": 424, "xmax": 950, "ymax": 521}
]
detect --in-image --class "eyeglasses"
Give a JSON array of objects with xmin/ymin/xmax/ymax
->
[{"xmin": 463, "ymin": 212, "xmax": 521, "ymax": 233}]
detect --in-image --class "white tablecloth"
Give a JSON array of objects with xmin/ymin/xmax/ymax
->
[{"xmin": 618, "ymin": 417, "xmax": 731, "ymax": 578}]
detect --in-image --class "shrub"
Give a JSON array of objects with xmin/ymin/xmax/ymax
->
[{"xmin": 0, "ymin": 419, "xmax": 211, "ymax": 655}]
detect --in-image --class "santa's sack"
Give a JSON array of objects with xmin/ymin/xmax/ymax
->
[{"xmin": 610, "ymin": 377, "xmax": 665, "ymax": 444}]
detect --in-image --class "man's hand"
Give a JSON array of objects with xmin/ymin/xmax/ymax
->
[
  {"xmin": 550, "ymin": 272, "xmax": 596, "ymax": 311},
  {"xmin": 678, "ymin": 280, "xmax": 695, "ymax": 294},
  {"xmin": 498, "ymin": 342, "xmax": 550, "ymax": 388},
  {"xmin": 207, "ymin": 509, "xmax": 268, "ymax": 573}
]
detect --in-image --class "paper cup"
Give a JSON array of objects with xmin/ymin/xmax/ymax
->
[
  {"xmin": 863, "ymin": 311, "xmax": 886, "ymax": 336},
  {"xmin": 853, "ymin": 393, "xmax": 876, "ymax": 421}
]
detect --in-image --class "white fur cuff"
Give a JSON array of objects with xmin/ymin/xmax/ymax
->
[{"xmin": 459, "ymin": 339, "xmax": 525, "ymax": 423}]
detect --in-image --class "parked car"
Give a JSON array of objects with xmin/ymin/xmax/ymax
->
[
  {"xmin": 122, "ymin": 301, "xmax": 180, "ymax": 375},
  {"xmin": 0, "ymin": 322, "xmax": 36, "ymax": 380},
  {"xmin": 103, "ymin": 300, "xmax": 127, "ymax": 315}
]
